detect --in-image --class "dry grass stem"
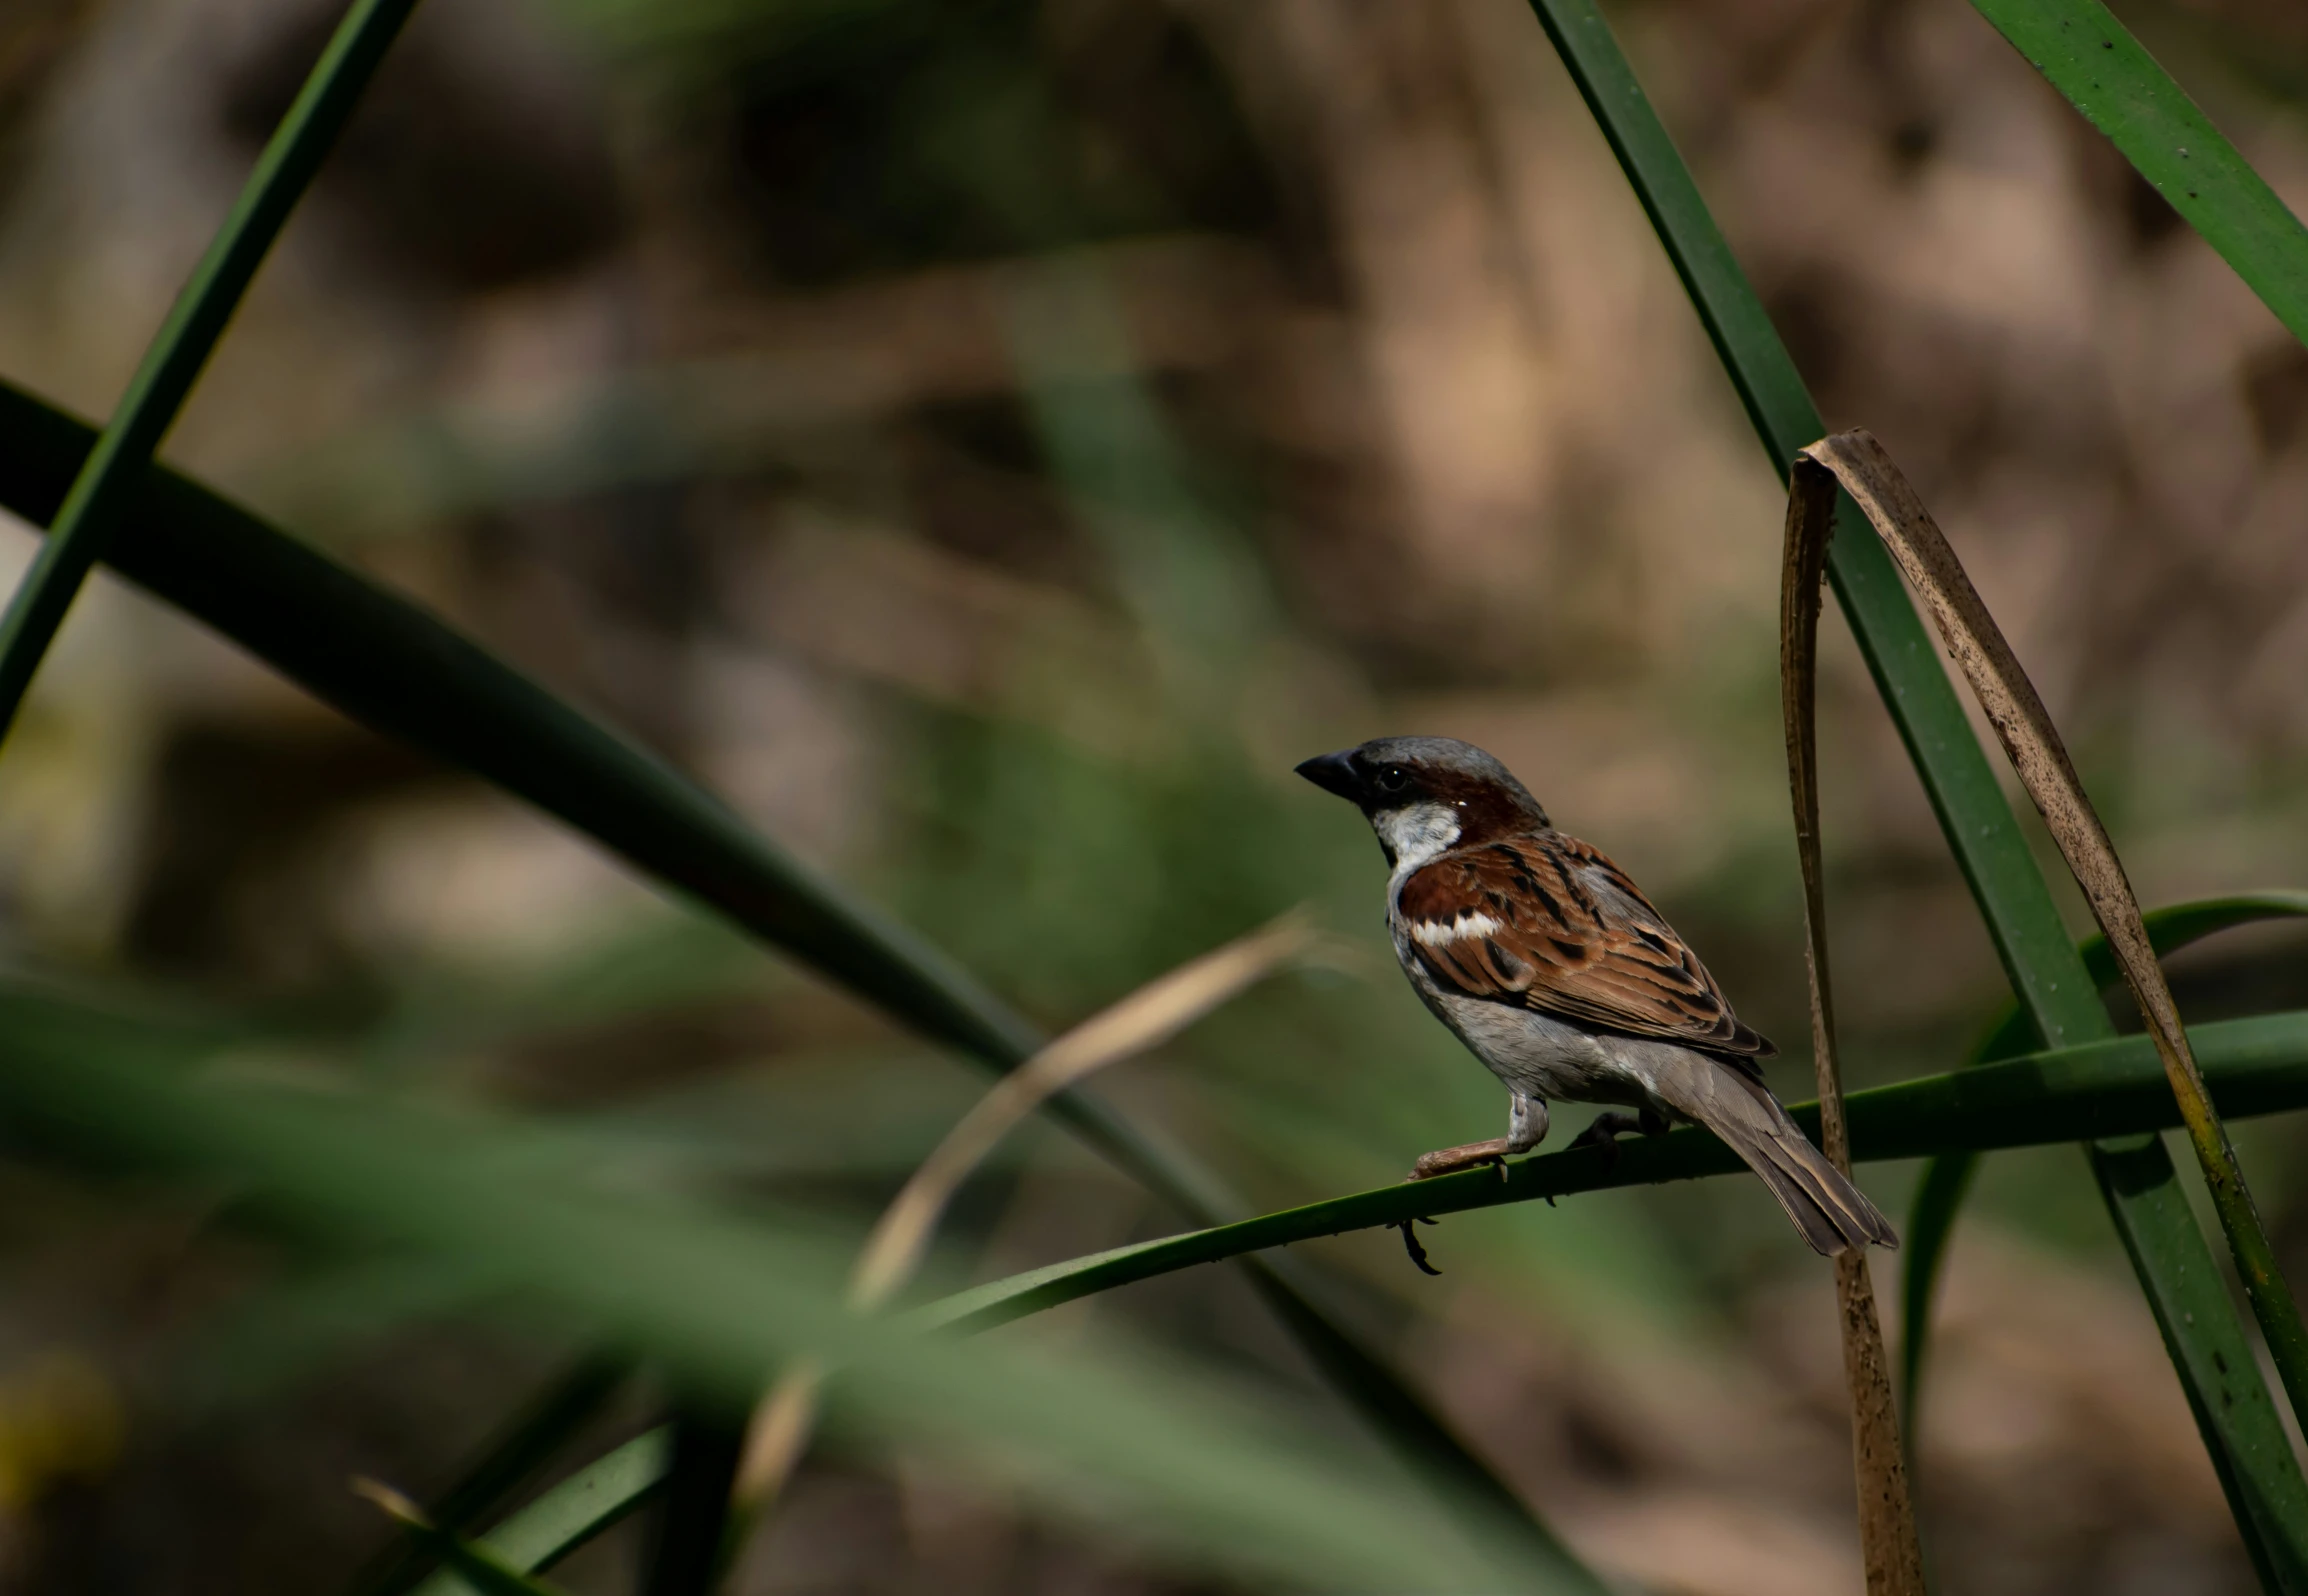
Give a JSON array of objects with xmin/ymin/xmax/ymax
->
[
  {"xmin": 351, "ymin": 1474, "xmax": 428, "ymax": 1526},
  {"xmin": 730, "ymin": 910, "xmax": 1327, "ymax": 1511},
  {"xmin": 1780, "ymin": 458, "xmax": 1927, "ymax": 1596}
]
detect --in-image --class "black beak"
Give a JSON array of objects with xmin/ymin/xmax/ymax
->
[{"xmin": 1294, "ymin": 750, "xmax": 1361, "ymax": 802}]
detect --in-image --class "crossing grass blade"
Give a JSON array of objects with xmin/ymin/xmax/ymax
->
[
  {"xmin": 1901, "ymin": 891, "xmax": 2308, "ymax": 1431},
  {"xmin": 1511, "ymin": 0, "xmax": 2308, "ymax": 1575},
  {"xmin": 0, "ymin": 0, "xmax": 420, "ymax": 749},
  {"xmin": 1966, "ymin": 0, "xmax": 2308, "ymax": 348},
  {"xmin": 354, "ymin": 1355, "xmax": 632, "ymax": 1596},
  {"xmin": 410, "ymin": 1431, "xmax": 671, "ymax": 1596},
  {"xmin": 355, "ymin": 1480, "xmax": 575, "ymax": 1596},
  {"xmin": 0, "ymin": 375, "xmax": 1589, "ymax": 1583}
]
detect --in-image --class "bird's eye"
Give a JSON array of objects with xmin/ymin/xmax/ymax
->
[{"xmin": 1373, "ymin": 766, "xmax": 1410, "ymax": 795}]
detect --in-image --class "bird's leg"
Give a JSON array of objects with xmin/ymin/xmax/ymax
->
[
  {"xmin": 1567, "ymin": 1105, "xmax": 1672, "ymax": 1171},
  {"xmin": 1406, "ymin": 1138, "xmax": 1512, "ymax": 1181},
  {"xmin": 1398, "ymin": 1094, "xmax": 1548, "ymax": 1271},
  {"xmin": 1406, "ymin": 1092, "xmax": 1548, "ymax": 1183},
  {"xmin": 1506, "ymin": 1091, "xmax": 1549, "ymax": 1155}
]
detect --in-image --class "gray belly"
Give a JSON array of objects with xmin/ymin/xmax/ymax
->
[{"xmin": 1428, "ymin": 990, "xmax": 1652, "ymax": 1107}]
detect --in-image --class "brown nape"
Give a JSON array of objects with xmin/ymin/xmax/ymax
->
[{"xmin": 1423, "ymin": 767, "xmax": 1549, "ymax": 844}]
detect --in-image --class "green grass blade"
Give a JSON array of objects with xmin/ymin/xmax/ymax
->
[
  {"xmin": 416, "ymin": 1546, "xmax": 565, "ymax": 1596},
  {"xmin": 2063, "ymin": 1116, "xmax": 2308, "ymax": 1570},
  {"xmin": 927, "ymin": 1009, "xmax": 2308, "ymax": 1335},
  {"xmin": 1893, "ymin": 1152, "xmax": 1975, "ymax": 1418},
  {"xmin": 2091, "ymin": 1132, "xmax": 2305, "ymax": 1596},
  {"xmin": 356, "ymin": 1355, "xmax": 631, "ymax": 1596},
  {"xmin": 1513, "ymin": 0, "xmax": 2308, "ymax": 1571},
  {"xmin": 411, "ymin": 1430, "xmax": 671, "ymax": 1596},
  {"xmin": 1969, "ymin": 0, "xmax": 2308, "ymax": 346},
  {"xmin": 0, "ymin": 378, "xmax": 1588, "ymax": 1588},
  {"xmin": 1902, "ymin": 892, "xmax": 2308, "ymax": 1421},
  {"xmin": 0, "ymin": 0, "xmax": 419, "ymax": 747},
  {"xmin": 2021, "ymin": 890, "xmax": 2308, "ymax": 1061},
  {"xmin": 365, "ymin": 1493, "xmax": 573, "ymax": 1596}
]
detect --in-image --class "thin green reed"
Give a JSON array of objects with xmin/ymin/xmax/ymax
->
[{"xmin": 0, "ymin": 0, "xmax": 421, "ymax": 747}]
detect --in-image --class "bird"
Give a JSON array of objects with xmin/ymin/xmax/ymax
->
[{"xmin": 1296, "ymin": 735, "xmax": 1896, "ymax": 1258}]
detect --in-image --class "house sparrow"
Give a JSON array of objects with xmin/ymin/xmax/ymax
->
[{"xmin": 1297, "ymin": 735, "xmax": 1895, "ymax": 1257}]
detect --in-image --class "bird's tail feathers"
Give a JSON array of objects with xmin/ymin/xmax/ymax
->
[{"xmin": 1648, "ymin": 1058, "xmax": 1898, "ymax": 1257}]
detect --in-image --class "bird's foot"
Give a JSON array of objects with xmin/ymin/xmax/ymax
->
[
  {"xmin": 1407, "ymin": 1138, "xmax": 1514, "ymax": 1182},
  {"xmin": 1567, "ymin": 1109, "xmax": 1669, "ymax": 1172},
  {"xmin": 1394, "ymin": 1216, "xmax": 1442, "ymax": 1276}
]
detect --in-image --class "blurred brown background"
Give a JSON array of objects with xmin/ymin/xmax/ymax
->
[{"xmin": 0, "ymin": 0, "xmax": 2305, "ymax": 1590}]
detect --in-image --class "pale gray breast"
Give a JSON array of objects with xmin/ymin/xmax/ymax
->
[{"xmin": 1441, "ymin": 993, "xmax": 1643, "ymax": 1104}]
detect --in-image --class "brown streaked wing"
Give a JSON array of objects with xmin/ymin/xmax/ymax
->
[{"xmin": 1397, "ymin": 833, "xmax": 1774, "ymax": 1065}]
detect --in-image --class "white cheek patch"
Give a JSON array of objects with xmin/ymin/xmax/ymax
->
[
  {"xmin": 1409, "ymin": 911, "xmax": 1503, "ymax": 946},
  {"xmin": 1376, "ymin": 802, "xmax": 1462, "ymax": 875}
]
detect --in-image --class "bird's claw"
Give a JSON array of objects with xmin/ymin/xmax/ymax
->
[
  {"xmin": 1568, "ymin": 1111, "xmax": 1648, "ymax": 1173},
  {"xmin": 1395, "ymin": 1216, "xmax": 1442, "ymax": 1276}
]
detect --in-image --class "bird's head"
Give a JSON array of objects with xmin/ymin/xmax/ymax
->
[{"xmin": 1294, "ymin": 736, "xmax": 1550, "ymax": 870}]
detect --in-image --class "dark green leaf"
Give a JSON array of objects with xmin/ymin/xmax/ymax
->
[
  {"xmin": 1968, "ymin": 0, "xmax": 2308, "ymax": 347},
  {"xmin": 410, "ymin": 1430, "xmax": 670, "ymax": 1596}
]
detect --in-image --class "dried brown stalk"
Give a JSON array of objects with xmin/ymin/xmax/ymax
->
[{"xmin": 1780, "ymin": 452, "xmax": 1927, "ymax": 1596}]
